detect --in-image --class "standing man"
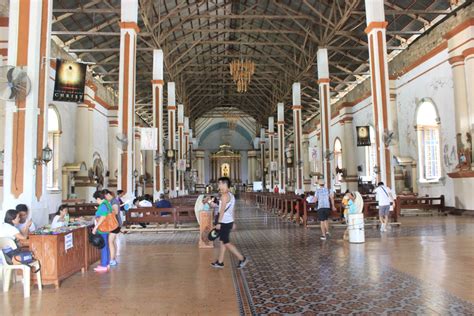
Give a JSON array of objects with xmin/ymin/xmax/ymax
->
[
  {"xmin": 314, "ymin": 179, "xmax": 336, "ymax": 240},
  {"xmin": 211, "ymin": 177, "xmax": 248, "ymax": 269},
  {"xmin": 373, "ymin": 182, "xmax": 396, "ymax": 232}
]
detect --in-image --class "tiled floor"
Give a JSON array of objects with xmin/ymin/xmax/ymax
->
[
  {"xmin": 231, "ymin": 203, "xmax": 474, "ymax": 315},
  {"xmin": 1, "ymin": 200, "xmax": 473, "ymax": 315}
]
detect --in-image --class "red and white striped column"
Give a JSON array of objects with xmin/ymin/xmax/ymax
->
[
  {"xmin": 268, "ymin": 116, "xmax": 275, "ymax": 190},
  {"xmin": 317, "ymin": 48, "xmax": 331, "ymax": 188},
  {"xmin": 292, "ymin": 83, "xmax": 304, "ymax": 195},
  {"xmin": 364, "ymin": 0, "xmax": 392, "ymax": 187},
  {"xmin": 167, "ymin": 82, "xmax": 177, "ymax": 195},
  {"xmin": 117, "ymin": 0, "xmax": 139, "ymax": 197},
  {"xmin": 260, "ymin": 128, "xmax": 266, "ymax": 190},
  {"xmin": 152, "ymin": 49, "xmax": 164, "ymax": 198},
  {"xmin": 277, "ymin": 103, "xmax": 286, "ymax": 193},
  {"xmin": 3, "ymin": 0, "xmax": 53, "ymax": 213}
]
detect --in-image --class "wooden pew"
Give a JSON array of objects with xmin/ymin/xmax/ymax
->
[
  {"xmin": 395, "ymin": 195, "xmax": 445, "ymax": 221},
  {"xmin": 66, "ymin": 203, "xmax": 98, "ymax": 217},
  {"xmin": 125, "ymin": 207, "xmax": 178, "ymax": 229}
]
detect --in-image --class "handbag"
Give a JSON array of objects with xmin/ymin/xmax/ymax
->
[
  {"xmin": 98, "ymin": 212, "xmax": 119, "ymax": 232},
  {"xmin": 2, "ymin": 247, "xmax": 41, "ymax": 273},
  {"xmin": 97, "ymin": 201, "xmax": 119, "ymax": 232}
]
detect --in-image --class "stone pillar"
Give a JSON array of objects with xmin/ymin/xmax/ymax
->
[
  {"xmin": 117, "ymin": 0, "xmax": 138, "ymax": 198},
  {"xmin": 177, "ymin": 104, "xmax": 185, "ymax": 194},
  {"xmin": 364, "ymin": 0, "xmax": 392, "ymax": 187},
  {"xmin": 107, "ymin": 113, "xmax": 119, "ymax": 189},
  {"xmin": 167, "ymin": 82, "xmax": 176, "ymax": 195},
  {"xmin": 277, "ymin": 103, "xmax": 286, "ymax": 193},
  {"xmin": 464, "ymin": 47, "xmax": 474, "ymax": 168},
  {"xmin": 317, "ymin": 48, "xmax": 332, "ymax": 188},
  {"xmin": 184, "ymin": 117, "xmax": 190, "ymax": 194},
  {"xmin": 342, "ymin": 118, "xmax": 358, "ymax": 191},
  {"xmin": 445, "ymin": 20, "xmax": 474, "ymax": 170},
  {"xmin": 2, "ymin": 0, "xmax": 53, "ymax": 224},
  {"xmin": 268, "ymin": 116, "xmax": 275, "ymax": 190},
  {"xmin": 247, "ymin": 151, "xmax": 256, "ymax": 184},
  {"xmin": 134, "ymin": 129, "xmax": 141, "ymax": 196},
  {"xmin": 259, "ymin": 128, "xmax": 266, "ymax": 190},
  {"xmin": 195, "ymin": 150, "xmax": 205, "ymax": 185},
  {"xmin": 389, "ymin": 80, "xmax": 402, "ymax": 192},
  {"xmin": 152, "ymin": 49, "xmax": 164, "ymax": 198},
  {"xmin": 292, "ymin": 83, "xmax": 304, "ymax": 194},
  {"xmin": 302, "ymin": 133, "xmax": 311, "ymax": 190}
]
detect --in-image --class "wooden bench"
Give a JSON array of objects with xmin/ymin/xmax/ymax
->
[
  {"xmin": 66, "ymin": 203, "xmax": 98, "ymax": 217},
  {"xmin": 124, "ymin": 205, "xmax": 198, "ymax": 231},
  {"xmin": 395, "ymin": 195, "xmax": 445, "ymax": 220}
]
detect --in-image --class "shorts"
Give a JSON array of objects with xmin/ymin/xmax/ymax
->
[
  {"xmin": 110, "ymin": 226, "xmax": 121, "ymax": 234},
  {"xmin": 318, "ymin": 208, "xmax": 331, "ymax": 221},
  {"xmin": 379, "ymin": 205, "xmax": 391, "ymax": 217},
  {"xmin": 219, "ymin": 222, "xmax": 234, "ymax": 244}
]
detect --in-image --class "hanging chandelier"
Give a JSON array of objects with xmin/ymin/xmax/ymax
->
[
  {"xmin": 229, "ymin": 59, "xmax": 255, "ymax": 93},
  {"xmin": 224, "ymin": 114, "xmax": 239, "ymax": 130}
]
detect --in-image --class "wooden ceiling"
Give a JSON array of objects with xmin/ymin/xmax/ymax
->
[{"xmin": 51, "ymin": 0, "xmax": 466, "ymax": 134}]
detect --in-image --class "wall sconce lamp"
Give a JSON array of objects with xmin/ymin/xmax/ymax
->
[{"xmin": 33, "ymin": 145, "xmax": 53, "ymax": 168}]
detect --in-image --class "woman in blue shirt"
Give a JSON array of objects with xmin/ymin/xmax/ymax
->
[{"xmin": 92, "ymin": 190, "xmax": 112, "ymax": 272}]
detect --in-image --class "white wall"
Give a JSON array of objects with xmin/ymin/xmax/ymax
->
[{"xmin": 395, "ymin": 48, "xmax": 456, "ymax": 206}]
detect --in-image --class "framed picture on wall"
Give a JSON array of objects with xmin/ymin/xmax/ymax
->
[
  {"xmin": 53, "ymin": 59, "xmax": 87, "ymax": 103},
  {"xmin": 357, "ymin": 126, "xmax": 371, "ymax": 146}
]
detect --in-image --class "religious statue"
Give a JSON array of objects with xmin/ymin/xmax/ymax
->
[
  {"xmin": 455, "ymin": 132, "xmax": 472, "ymax": 171},
  {"xmin": 221, "ymin": 163, "xmax": 230, "ymax": 177}
]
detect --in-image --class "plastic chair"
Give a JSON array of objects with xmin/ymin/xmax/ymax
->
[{"xmin": 0, "ymin": 237, "xmax": 42, "ymax": 298}]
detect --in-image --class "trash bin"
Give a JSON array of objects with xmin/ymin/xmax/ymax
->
[{"xmin": 348, "ymin": 213, "xmax": 365, "ymax": 243}]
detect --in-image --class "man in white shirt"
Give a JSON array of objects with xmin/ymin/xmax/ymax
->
[
  {"xmin": 373, "ymin": 182, "xmax": 396, "ymax": 232},
  {"xmin": 306, "ymin": 192, "xmax": 317, "ymax": 204},
  {"xmin": 15, "ymin": 204, "xmax": 36, "ymax": 236}
]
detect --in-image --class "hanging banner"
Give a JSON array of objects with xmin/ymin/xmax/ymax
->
[
  {"xmin": 309, "ymin": 146, "xmax": 319, "ymax": 162},
  {"xmin": 357, "ymin": 126, "xmax": 371, "ymax": 147},
  {"xmin": 53, "ymin": 59, "xmax": 87, "ymax": 103},
  {"xmin": 177, "ymin": 159, "xmax": 187, "ymax": 171},
  {"xmin": 140, "ymin": 128, "xmax": 158, "ymax": 150},
  {"xmin": 270, "ymin": 161, "xmax": 278, "ymax": 171}
]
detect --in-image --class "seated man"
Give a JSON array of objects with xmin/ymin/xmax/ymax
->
[
  {"xmin": 155, "ymin": 193, "xmax": 172, "ymax": 216},
  {"xmin": 15, "ymin": 204, "xmax": 36, "ymax": 236}
]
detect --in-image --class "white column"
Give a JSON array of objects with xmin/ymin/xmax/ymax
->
[
  {"xmin": 260, "ymin": 128, "xmax": 266, "ymax": 190},
  {"xmin": 302, "ymin": 133, "xmax": 310, "ymax": 187},
  {"xmin": 152, "ymin": 49, "xmax": 164, "ymax": 198},
  {"xmin": 268, "ymin": 116, "xmax": 275, "ymax": 190},
  {"xmin": 184, "ymin": 117, "xmax": 190, "ymax": 194},
  {"xmin": 107, "ymin": 111, "xmax": 119, "ymax": 189},
  {"xmin": 364, "ymin": 0, "xmax": 392, "ymax": 187},
  {"xmin": 292, "ymin": 83, "xmax": 304, "ymax": 194},
  {"xmin": 167, "ymin": 83, "xmax": 177, "ymax": 195},
  {"xmin": 317, "ymin": 48, "xmax": 332, "ymax": 188},
  {"xmin": 177, "ymin": 104, "xmax": 185, "ymax": 194},
  {"xmin": 117, "ymin": 0, "xmax": 138, "ymax": 198},
  {"xmin": 2, "ymin": 0, "xmax": 53, "ymax": 224},
  {"xmin": 464, "ymin": 48, "xmax": 474, "ymax": 167},
  {"xmin": 277, "ymin": 103, "xmax": 286, "ymax": 193},
  {"xmin": 134, "ymin": 129, "xmax": 141, "ymax": 196},
  {"xmin": 342, "ymin": 118, "xmax": 358, "ymax": 191}
]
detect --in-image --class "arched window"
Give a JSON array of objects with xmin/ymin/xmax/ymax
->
[
  {"xmin": 365, "ymin": 126, "xmax": 377, "ymax": 182},
  {"xmin": 416, "ymin": 99, "xmax": 441, "ymax": 182},
  {"xmin": 334, "ymin": 138, "xmax": 343, "ymax": 184},
  {"xmin": 47, "ymin": 106, "xmax": 61, "ymax": 189}
]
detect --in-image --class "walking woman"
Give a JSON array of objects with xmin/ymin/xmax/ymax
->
[{"xmin": 92, "ymin": 190, "xmax": 112, "ymax": 272}]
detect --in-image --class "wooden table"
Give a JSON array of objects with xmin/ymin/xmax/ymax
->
[{"xmin": 29, "ymin": 225, "xmax": 100, "ymax": 288}]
